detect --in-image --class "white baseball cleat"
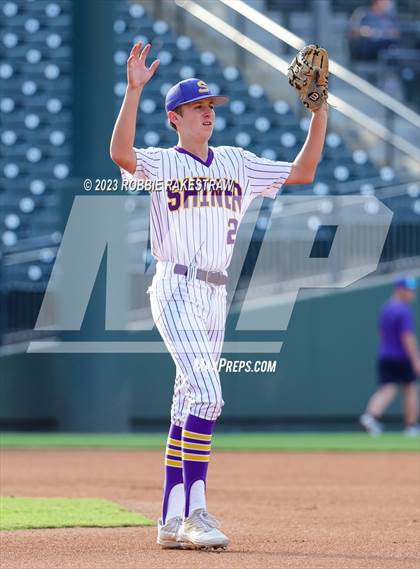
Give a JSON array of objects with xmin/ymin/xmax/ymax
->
[
  {"xmin": 403, "ymin": 425, "xmax": 420, "ymax": 437},
  {"xmin": 157, "ymin": 516, "xmax": 183, "ymax": 548},
  {"xmin": 359, "ymin": 413, "xmax": 384, "ymax": 436},
  {"xmin": 177, "ymin": 508, "xmax": 229, "ymax": 549}
]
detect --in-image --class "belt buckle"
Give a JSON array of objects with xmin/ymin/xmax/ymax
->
[{"xmin": 205, "ymin": 270, "xmax": 210, "ymax": 283}]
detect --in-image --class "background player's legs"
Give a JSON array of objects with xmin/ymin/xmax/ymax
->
[
  {"xmin": 402, "ymin": 382, "xmax": 419, "ymax": 430},
  {"xmin": 366, "ymin": 383, "xmax": 398, "ymax": 417},
  {"xmin": 360, "ymin": 383, "xmax": 398, "ymax": 434},
  {"xmin": 360, "ymin": 358, "xmax": 403, "ymax": 434}
]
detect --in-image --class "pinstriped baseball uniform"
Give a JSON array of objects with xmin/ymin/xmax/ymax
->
[{"xmin": 121, "ymin": 145, "xmax": 291, "ymax": 423}]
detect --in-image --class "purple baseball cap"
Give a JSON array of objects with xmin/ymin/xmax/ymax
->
[
  {"xmin": 394, "ymin": 276, "xmax": 417, "ymax": 290},
  {"xmin": 165, "ymin": 78, "xmax": 228, "ymax": 112}
]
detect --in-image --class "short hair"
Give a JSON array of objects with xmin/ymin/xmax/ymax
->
[{"xmin": 169, "ymin": 105, "xmax": 183, "ymax": 130}]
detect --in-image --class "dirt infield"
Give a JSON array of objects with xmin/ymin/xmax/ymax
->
[{"xmin": 1, "ymin": 449, "xmax": 419, "ymax": 569}]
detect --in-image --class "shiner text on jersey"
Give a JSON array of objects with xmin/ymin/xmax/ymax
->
[{"xmin": 166, "ymin": 177, "xmax": 243, "ymax": 212}]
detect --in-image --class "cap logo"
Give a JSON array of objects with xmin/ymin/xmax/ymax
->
[{"xmin": 197, "ymin": 80, "xmax": 209, "ymax": 93}]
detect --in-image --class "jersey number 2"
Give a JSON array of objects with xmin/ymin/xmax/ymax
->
[{"xmin": 227, "ymin": 218, "xmax": 239, "ymax": 244}]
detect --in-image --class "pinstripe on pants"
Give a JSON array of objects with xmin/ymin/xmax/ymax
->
[{"xmin": 149, "ymin": 261, "xmax": 226, "ymax": 424}]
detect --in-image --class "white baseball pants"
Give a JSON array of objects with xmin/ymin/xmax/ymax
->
[{"xmin": 148, "ymin": 261, "xmax": 226, "ymax": 424}]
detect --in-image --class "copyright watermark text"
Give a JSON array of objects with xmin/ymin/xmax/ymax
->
[
  {"xmin": 82, "ymin": 178, "xmax": 242, "ymax": 193},
  {"xmin": 83, "ymin": 178, "xmax": 164, "ymax": 192}
]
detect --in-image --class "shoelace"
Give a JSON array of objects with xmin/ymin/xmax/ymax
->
[
  {"xmin": 200, "ymin": 511, "xmax": 220, "ymax": 529},
  {"xmin": 165, "ymin": 516, "xmax": 182, "ymax": 532},
  {"xmin": 174, "ymin": 517, "xmax": 183, "ymax": 531},
  {"xmin": 189, "ymin": 509, "xmax": 221, "ymax": 531}
]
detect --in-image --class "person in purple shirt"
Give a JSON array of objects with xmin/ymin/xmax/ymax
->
[
  {"xmin": 349, "ymin": 0, "xmax": 400, "ymax": 61},
  {"xmin": 360, "ymin": 276, "xmax": 420, "ymax": 436}
]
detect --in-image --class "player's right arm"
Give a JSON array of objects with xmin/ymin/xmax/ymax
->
[
  {"xmin": 110, "ymin": 43, "xmax": 160, "ymax": 174},
  {"xmin": 285, "ymin": 103, "xmax": 328, "ymax": 185}
]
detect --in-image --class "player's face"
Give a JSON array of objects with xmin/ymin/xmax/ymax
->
[
  {"xmin": 406, "ymin": 289, "xmax": 416, "ymax": 302},
  {"xmin": 178, "ymin": 99, "xmax": 216, "ymax": 141},
  {"xmin": 373, "ymin": 0, "xmax": 392, "ymax": 14},
  {"xmin": 399, "ymin": 288, "xmax": 416, "ymax": 302}
]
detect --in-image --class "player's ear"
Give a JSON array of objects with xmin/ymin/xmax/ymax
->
[{"xmin": 168, "ymin": 110, "xmax": 180, "ymax": 129}]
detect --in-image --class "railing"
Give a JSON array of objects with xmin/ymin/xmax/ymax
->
[
  {"xmin": 218, "ymin": 0, "xmax": 420, "ymax": 128},
  {"xmin": 174, "ymin": 0, "xmax": 420, "ymax": 166},
  {"xmin": 0, "ymin": 239, "xmax": 60, "ymax": 348}
]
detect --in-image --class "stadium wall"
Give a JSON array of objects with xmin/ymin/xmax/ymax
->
[{"xmin": 1, "ymin": 279, "xmax": 418, "ymax": 431}]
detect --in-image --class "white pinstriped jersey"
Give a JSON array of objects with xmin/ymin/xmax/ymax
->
[{"xmin": 121, "ymin": 146, "xmax": 292, "ymax": 272}]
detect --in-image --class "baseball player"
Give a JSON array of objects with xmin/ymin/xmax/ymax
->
[
  {"xmin": 110, "ymin": 42, "xmax": 328, "ymax": 549},
  {"xmin": 360, "ymin": 276, "xmax": 420, "ymax": 436}
]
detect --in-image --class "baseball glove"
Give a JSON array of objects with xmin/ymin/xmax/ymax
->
[{"xmin": 287, "ymin": 44, "xmax": 329, "ymax": 111}]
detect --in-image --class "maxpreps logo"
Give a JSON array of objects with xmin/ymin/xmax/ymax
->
[{"xmin": 28, "ymin": 196, "xmax": 393, "ymax": 354}]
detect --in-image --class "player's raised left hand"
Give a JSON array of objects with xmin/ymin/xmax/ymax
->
[
  {"xmin": 288, "ymin": 45, "xmax": 329, "ymax": 112},
  {"xmin": 127, "ymin": 42, "xmax": 160, "ymax": 89}
]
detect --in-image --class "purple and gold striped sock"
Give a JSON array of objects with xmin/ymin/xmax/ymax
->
[
  {"xmin": 162, "ymin": 424, "xmax": 184, "ymax": 524},
  {"xmin": 182, "ymin": 414, "xmax": 215, "ymax": 517}
]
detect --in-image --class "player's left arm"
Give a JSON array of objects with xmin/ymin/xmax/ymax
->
[{"xmin": 285, "ymin": 103, "xmax": 328, "ymax": 186}]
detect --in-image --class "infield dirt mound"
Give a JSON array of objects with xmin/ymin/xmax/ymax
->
[{"xmin": 1, "ymin": 450, "xmax": 419, "ymax": 569}]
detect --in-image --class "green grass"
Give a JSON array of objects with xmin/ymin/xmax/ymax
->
[
  {"xmin": 0, "ymin": 497, "xmax": 154, "ymax": 531},
  {"xmin": 1, "ymin": 432, "xmax": 419, "ymax": 452}
]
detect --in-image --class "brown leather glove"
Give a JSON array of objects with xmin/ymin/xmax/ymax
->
[{"xmin": 288, "ymin": 44, "xmax": 329, "ymax": 111}]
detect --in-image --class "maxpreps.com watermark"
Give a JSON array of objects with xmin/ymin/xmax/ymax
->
[{"xmin": 194, "ymin": 358, "xmax": 277, "ymax": 373}]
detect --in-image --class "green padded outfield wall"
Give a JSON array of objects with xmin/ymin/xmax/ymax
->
[{"xmin": 1, "ymin": 279, "xmax": 418, "ymax": 431}]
